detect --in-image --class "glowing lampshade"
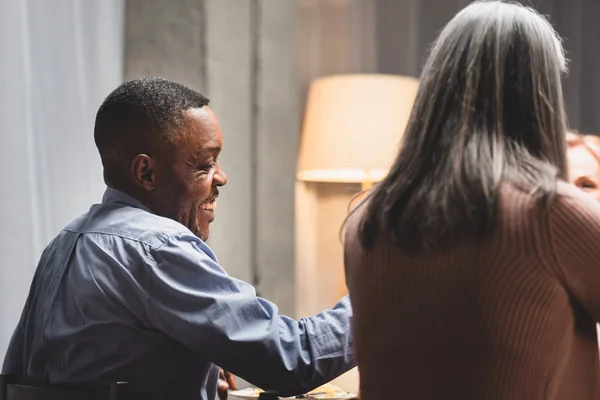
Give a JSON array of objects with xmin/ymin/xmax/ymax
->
[{"xmin": 297, "ymin": 74, "xmax": 419, "ymax": 187}]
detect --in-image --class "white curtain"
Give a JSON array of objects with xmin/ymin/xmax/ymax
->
[{"xmin": 0, "ymin": 0, "xmax": 124, "ymax": 360}]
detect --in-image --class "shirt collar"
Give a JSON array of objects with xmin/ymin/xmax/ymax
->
[{"xmin": 102, "ymin": 187, "xmax": 152, "ymax": 213}]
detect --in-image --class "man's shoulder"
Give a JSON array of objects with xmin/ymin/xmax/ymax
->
[{"xmin": 66, "ymin": 202, "xmax": 192, "ymax": 250}]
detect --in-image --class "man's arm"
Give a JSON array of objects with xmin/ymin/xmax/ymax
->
[
  {"xmin": 2, "ymin": 321, "xmax": 25, "ymax": 375},
  {"xmin": 2, "ymin": 243, "xmax": 51, "ymax": 377},
  {"xmin": 133, "ymin": 232, "xmax": 355, "ymax": 397}
]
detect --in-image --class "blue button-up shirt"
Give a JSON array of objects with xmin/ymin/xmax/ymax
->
[{"xmin": 2, "ymin": 188, "xmax": 355, "ymax": 399}]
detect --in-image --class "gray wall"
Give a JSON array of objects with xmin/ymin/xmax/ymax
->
[{"xmin": 125, "ymin": 0, "xmax": 299, "ymax": 315}]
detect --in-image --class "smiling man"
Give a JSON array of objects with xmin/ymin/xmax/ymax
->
[{"xmin": 2, "ymin": 78, "xmax": 355, "ymax": 400}]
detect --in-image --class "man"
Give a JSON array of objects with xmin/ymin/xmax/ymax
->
[{"xmin": 2, "ymin": 78, "xmax": 355, "ymax": 400}]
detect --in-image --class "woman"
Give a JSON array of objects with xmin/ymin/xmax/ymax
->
[
  {"xmin": 345, "ymin": 2, "xmax": 600, "ymax": 399},
  {"xmin": 568, "ymin": 132, "xmax": 600, "ymax": 200}
]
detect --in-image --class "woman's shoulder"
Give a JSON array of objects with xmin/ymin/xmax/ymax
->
[
  {"xmin": 545, "ymin": 181, "xmax": 600, "ymax": 242},
  {"xmin": 495, "ymin": 182, "xmax": 600, "ymax": 252},
  {"xmin": 499, "ymin": 180, "xmax": 600, "ymax": 218},
  {"xmin": 344, "ymin": 199, "xmax": 367, "ymax": 244},
  {"xmin": 554, "ymin": 180, "xmax": 600, "ymax": 217}
]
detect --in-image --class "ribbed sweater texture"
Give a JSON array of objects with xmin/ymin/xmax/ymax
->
[{"xmin": 345, "ymin": 182, "xmax": 600, "ymax": 400}]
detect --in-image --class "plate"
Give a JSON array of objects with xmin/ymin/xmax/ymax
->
[
  {"xmin": 229, "ymin": 388, "xmax": 262, "ymax": 399},
  {"xmin": 229, "ymin": 388, "xmax": 358, "ymax": 400},
  {"xmin": 229, "ymin": 388, "xmax": 295, "ymax": 399}
]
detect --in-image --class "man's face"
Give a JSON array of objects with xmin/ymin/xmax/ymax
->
[
  {"xmin": 568, "ymin": 144, "xmax": 600, "ymax": 202},
  {"xmin": 151, "ymin": 106, "xmax": 227, "ymax": 240}
]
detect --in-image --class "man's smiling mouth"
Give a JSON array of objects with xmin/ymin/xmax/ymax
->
[{"xmin": 201, "ymin": 199, "xmax": 217, "ymax": 212}]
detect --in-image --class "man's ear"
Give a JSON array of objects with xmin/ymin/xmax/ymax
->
[{"xmin": 131, "ymin": 154, "xmax": 156, "ymax": 191}]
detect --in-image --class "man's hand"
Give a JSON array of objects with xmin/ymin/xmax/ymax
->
[{"xmin": 218, "ymin": 369, "xmax": 237, "ymax": 400}]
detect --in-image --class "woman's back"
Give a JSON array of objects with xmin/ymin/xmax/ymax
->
[
  {"xmin": 346, "ymin": 184, "xmax": 600, "ymax": 399},
  {"xmin": 345, "ymin": 1, "xmax": 590, "ymax": 397}
]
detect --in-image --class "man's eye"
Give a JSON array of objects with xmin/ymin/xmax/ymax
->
[
  {"xmin": 199, "ymin": 162, "xmax": 215, "ymax": 171},
  {"xmin": 576, "ymin": 179, "xmax": 598, "ymax": 191}
]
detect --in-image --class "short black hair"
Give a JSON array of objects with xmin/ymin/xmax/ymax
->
[{"xmin": 94, "ymin": 77, "xmax": 210, "ymax": 184}]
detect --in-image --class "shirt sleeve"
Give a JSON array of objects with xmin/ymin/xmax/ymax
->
[
  {"xmin": 2, "ymin": 311, "xmax": 25, "ymax": 375},
  {"xmin": 2, "ymin": 242, "xmax": 53, "ymax": 376},
  {"xmin": 139, "ymin": 232, "xmax": 355, "ymax": 397},
  {"xmin": 547, "ymin": 187, "xmax": 600, "ymax": 323}
]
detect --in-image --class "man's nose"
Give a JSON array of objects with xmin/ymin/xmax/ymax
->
[{"xmin": 214, "ymin": 163, "xmax": 227, "ymax": 187}]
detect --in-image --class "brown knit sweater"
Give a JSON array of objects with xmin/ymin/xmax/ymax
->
[{"xmin": 345, "ymin": 182, "xmax": 600, "ymax": 400}]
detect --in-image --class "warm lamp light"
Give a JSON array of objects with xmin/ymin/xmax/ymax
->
[{"xmin": 297, "ymin": 74, "xmax": 419, "ymax": 190}]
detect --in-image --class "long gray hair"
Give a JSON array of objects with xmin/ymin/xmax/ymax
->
[{"xmin": 358, "ymin": 0, "xmax": 568, "ymax": 253}]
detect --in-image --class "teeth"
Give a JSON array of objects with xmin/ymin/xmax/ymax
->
[{"xmin": 202, "ymin": 200, "xmax": 216, "ymax": 211}]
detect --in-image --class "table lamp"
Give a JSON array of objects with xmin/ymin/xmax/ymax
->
[
  {"xmin": 295, "ymin": 74, "xmax": 420, "ymax": 395},
  {"xmin": 297, "ymin": 74, "xmax": 420, "ymax": 190}
]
